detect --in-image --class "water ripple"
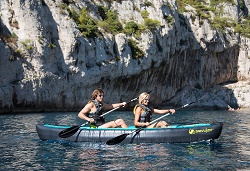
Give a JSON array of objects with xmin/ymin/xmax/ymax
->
[{"xmin": 0, "ymin": 110, "xmax": 249, "ymax": 170}]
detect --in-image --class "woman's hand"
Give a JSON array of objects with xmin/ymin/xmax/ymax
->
[{"xmin": 141, "ymin": 122, "xmax": 150, "ymax": 127}]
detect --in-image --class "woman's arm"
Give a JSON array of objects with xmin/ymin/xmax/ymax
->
[{"xmin": 153, "ymin": 108, "xmax": 175, "ymax": 114}]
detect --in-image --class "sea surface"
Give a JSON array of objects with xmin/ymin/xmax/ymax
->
[{"xmin": 0, "ymin": 109, "xmax": 249, "ymax": 171}]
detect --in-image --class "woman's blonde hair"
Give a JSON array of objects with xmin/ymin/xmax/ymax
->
[
  {"xmin": 138, "ymin": 92, "xmax": 149, "ymax": 104},
  {"xmin": 133, "ymin": 92, "xmax": 149, "ymax": 114}
]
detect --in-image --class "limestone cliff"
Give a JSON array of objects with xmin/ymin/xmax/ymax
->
[{"xmin": 0, "ymin": 0, "xmax": 249, "ymax": 113}]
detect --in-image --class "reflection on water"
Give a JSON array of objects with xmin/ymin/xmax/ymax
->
[
  {"xmin": 132, "ymin": 144, "xmax": 169, "ymax": 170},
  {"xmin": 0, "ymin": 110, "xmax": 249, "ymax": 170},
  {"xmin": 233, "ymin": 111, "xmax": 250, "ymax": 158}
]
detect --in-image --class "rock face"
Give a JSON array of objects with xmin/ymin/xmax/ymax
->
[{"xmin": 0, "ymin": 0, "xmax": 249, "ymax": 113}]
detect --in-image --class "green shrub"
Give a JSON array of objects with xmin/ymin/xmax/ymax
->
[
  {"xmin": 97, "ymin": 5, "xmax": 107, "ymax": 20},
  {"xmin": 176, "ymin": 0, "xmax": 241, "ymax": 35},
  {"xmin": 59, "ymin": 3, "xmax": 69, "ymax": 14},
  {"xmin": 69, "ymin": 7, "xmax": 80, "ymax": 24},
  {"xmin": 48, "ymin": 43, "xmax": 56, "ymax": 49},
  {"xmin": 210, "ymin": 0, "xmax": 235, "ymax": 6},
  {"xmin": 142, "ymin": 1, "xmax": 154, "ymax": 8},
  {"xmin": 68, "ymin": 7, "xmax": 98, "ymax": 37},
  {"xmin": 128, "ymin": 39, "xmax": 145, "ymax": 59},
  {"xmin": 141, "ymin": 10, "xmax": 149, "ymax": 19},
  {"xmin": 21, "ymin": 39, "xmax": 32, "ymax": 51},
  {"xmin": 235, "ymin": 17, "xmax": 250, "ymax": 38},
  {"xmin": 143, "ymin": 18, "xmax": 161, "ymax": 30},
  {"xmin": 139, "ymin": 10, "xmax": 161, "ymax": 31},
  {"xmin": 124, "ymin": 21, "xmax": 139, "ymax": 34},
  {"xmin": 98, "ymin": 10, "xmax": 123, "ymax": 34},
  {"xmin": 164, "ymin": 15, "xmax": 175, "ymax": 26},
  {"xmin": 14, "ymin": 49, "xmax": 22, "ymax": 58},
  {"xmin": 38, "ymin": 35, "xmax": 43, "ymax": 44},
  {"xmin": 78, "ymin": 8, "xmax": 98, "ymax": 37},
  {"xmin": 210, "ymin": 17, "xmax": 234, "ymax": 32},
  {"xmin": 234, "ymin": 23, "xmax": 242, "ymax": 33},
  {"xmin": 115, "ymin": 56, "xmax": 121, "ymax": 61}
]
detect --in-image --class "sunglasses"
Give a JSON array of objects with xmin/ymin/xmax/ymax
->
[
  {"xmin": 98, "ymin": 94, "xmax": 105, "ymax": 98},
  {"xmin": 144, "ymin": 98, "xmax": 150, "ymax": 101}
]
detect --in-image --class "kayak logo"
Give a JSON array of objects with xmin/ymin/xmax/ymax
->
[{"xmin": 189, "ymin": 128, "xmax": 213, "ymax": 134}]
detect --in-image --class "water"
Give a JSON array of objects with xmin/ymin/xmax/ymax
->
[{"xmin": 0, "ymin": 110, "xmax": 249, "ymax": 171}]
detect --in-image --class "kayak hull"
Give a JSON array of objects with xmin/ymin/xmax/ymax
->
[{"xmin": 36, "ymin": 122, "xmax": 223, "ymax": 144}]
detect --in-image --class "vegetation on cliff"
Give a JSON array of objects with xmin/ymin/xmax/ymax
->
[{"xmin": 176, "ymin": 0, "xmax": 250, "ymax": 38}]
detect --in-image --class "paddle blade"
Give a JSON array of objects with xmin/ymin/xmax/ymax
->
[
  {"xmin": 58, "ymin": 125, "xmax": 80, "ymax": 138},
  {"xmin": 106, "ymin": 133, "xmax": 129, "ymax": 145}
]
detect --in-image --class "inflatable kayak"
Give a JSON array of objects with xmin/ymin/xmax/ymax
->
[{"xmin": 36, "ymin": 122, "xmax": 223, "ymax": 144}]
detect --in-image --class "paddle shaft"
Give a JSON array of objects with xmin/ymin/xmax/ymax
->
[
  {"xmin": 85, "ymin": 89, "xmax": 154, "ymax": 125},
  {"xmin": 80, "ymin": 106, "xmax": 122, "ymax": 127},
  {"xmin": 59, "ymin": 89, "xmax": 154, "ymax": 138},
  {"xmin": 134, "ymin": 98, "xmax": 203, "ymax": 133},
  {"xmin": 106, "ymin": 97, "xmax": 204, "ymax": 144}
]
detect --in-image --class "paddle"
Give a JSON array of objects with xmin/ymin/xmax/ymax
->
[
  {"xmin": 58, "ymin": 106, "xmax": 121, "ymax": 138},
  {"xmin": 58, "ymin": 89, "xmax": 154, "ymax": 138},
  {"xmin": 106, "ymin": 97, "xmax": 204, "ymax": 145}
]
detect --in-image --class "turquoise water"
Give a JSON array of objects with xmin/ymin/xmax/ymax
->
[{"xmin": 0, "ymin": 110, "xmax": 249, "ymax": 170}]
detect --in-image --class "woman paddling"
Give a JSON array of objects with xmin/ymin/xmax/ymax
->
[
  {"xmin": 78, "ymin": 88, "xmax": 128, "ymax": 128},
  {"xmin": 134, "ymin": 92, "xmax": 175, "ymax": 128}
]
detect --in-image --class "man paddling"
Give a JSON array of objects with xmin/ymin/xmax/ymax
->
[{"xmin": 78, "ymin": 88, "xmax": 128, "ymax": 128}]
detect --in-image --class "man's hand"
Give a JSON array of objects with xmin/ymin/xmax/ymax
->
[
  {"xmin": 88, "ymin": 118, "xmax": 95, "ymax": 123},
  {"xmin": 121, "ymin": 102, "xmax": 127, "ymax": 107}
]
